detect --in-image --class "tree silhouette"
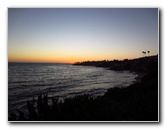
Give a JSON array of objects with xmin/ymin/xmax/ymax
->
[
  {"xmin": 147, "ymin": 51, "xmax": 150, "ymax": 56},
  {"xmin": 142, "ymin": 51, "xmax": 146, "ymax": 57}
]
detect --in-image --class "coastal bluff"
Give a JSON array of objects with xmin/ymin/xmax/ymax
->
[{"xmin": 73, "ymin": 55, "xmax": 158, "ymax": 73}]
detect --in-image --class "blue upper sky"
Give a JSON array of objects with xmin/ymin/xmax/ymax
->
[{"xmin": 8, "ymin": 8, "xmax": 158, "ymax": 63}]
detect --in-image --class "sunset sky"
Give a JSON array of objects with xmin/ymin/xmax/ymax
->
[{"xmin": 8, "ymin": 8, "xmax": 158, "ymax": 63}]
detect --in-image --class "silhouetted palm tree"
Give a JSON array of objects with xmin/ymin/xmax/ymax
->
[
  {"xmin": 147, "ymin": 51, "xmax": 150, "ymax": 56},
  {"xmin": 142, "ymin": 51, "xmax": 146, "ymax": 57}
]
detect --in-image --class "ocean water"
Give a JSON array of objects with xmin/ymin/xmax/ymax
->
[{"xmin": 8, "ymin": 63, "xmax": 137, "ymax": 115}]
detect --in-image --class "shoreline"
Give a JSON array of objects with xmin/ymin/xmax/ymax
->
[
  {"xmin": 9, "ymin": 67, "xmax": 158, "ymax": 121},
  {"xmin": 73, "ymin": 55, "xmax": 158, "ymax": 86},
  {"xmin": 132, "ymin": 72, "xmax": 147, "ymax": 84},
  {"xmin": 8, "ymin": 70, "xmax": 144, "ymax": 118}
]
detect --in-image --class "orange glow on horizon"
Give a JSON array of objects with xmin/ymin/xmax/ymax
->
[
  {"xmin": 8, "ymin": 44, "xmax": 146, "ymax": 64},
  {"xmin": 8, "ymin": 51, "xmax": 142, "ymax": 64}
]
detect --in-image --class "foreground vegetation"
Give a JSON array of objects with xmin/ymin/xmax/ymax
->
[{"xmin": 9, "ymin": 56, "xmax": 158, "ymax": 121}]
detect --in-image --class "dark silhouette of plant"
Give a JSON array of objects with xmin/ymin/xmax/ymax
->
[
  {"xmin": 142, "ymin": 51, "xmax": 146, "ymax": 57},
  {"xmin": 17, "ymin": 109, "xmax": 27, "ymax": 121},
  {"xmin": 27, "ymin": 100, "xmax": 38, "ymax": 120},
  {"xmin": 147, "ymin": 51, "xmax": 150, "ymax": 56}
]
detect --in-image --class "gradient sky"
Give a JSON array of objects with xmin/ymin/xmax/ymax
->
[{"xmin": 8, "ymin": 8, "xmax": 158, "ymax": 63}]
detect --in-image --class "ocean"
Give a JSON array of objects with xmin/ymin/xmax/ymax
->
[{"xmin": 8, "ymin": 62, "xmax": 137, "ymax": 115}]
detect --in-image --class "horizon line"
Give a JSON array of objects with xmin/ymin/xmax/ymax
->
[
  {"xmin": 8, "ymin": 61, "xmax": 72, "ymax": 64},
  {"xmin": 8, "ymin": 54, "xmax": 158, "ymax": 64}
]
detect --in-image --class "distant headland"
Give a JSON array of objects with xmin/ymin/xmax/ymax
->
[{"xmin": 73, "ymin": 55, "xmax": 158, "ymax": 73}]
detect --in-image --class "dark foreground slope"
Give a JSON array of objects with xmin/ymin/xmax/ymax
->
[{"xmin": 9, "ymin": 56, "xmax": 158, "ymax": 121}]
